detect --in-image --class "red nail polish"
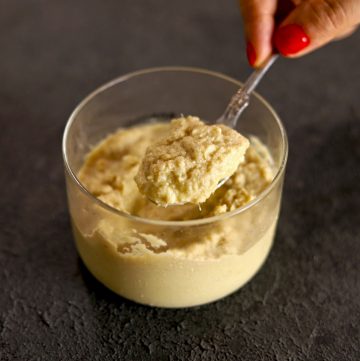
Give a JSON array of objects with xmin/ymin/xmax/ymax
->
[
  {"xmin": 274, "ymin": 24, "xmax": 310, "ymax": 56},
  {"xmin": 246, "ymin": 42, "xmax": 256, "ymax": 66}
]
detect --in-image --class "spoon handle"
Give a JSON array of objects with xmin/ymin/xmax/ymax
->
[{"xmin": 219, "ymin": 54, "xmax": 278, "ymax": 128}]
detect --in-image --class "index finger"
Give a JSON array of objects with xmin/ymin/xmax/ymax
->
[{"xmin": 239, "ymin": 0, "xmax": 277, "ymax": 67}]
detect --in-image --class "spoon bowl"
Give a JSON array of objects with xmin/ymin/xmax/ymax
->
[{"xmin": 152, "ymin": 55, "xmax": 278, "ymax": 207}]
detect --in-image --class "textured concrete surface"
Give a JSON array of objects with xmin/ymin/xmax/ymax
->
[{"xmin": 1, "ymin": 0, "xmax": 359, "ymax": 360}]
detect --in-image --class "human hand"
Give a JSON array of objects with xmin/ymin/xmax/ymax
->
[{"xmin": 239, "ymin": 0, "xmax": 360, "ymax": 67}]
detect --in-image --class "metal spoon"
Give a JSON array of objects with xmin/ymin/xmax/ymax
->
[
  {"xmin": 149, "ymin": 55, "xmax": 278, "ymax": 206},
  {"xmin": 217, "ymin": 54, "xmax": 278, "ymax": 128},
  {"xmin": 210, "ymin": 55, "xmax": 278, "ymax": 188}
]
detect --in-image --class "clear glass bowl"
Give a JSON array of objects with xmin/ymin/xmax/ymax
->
[{"xmin": 62, "ymin": 67, "xmax": 288, "ymax": 308}]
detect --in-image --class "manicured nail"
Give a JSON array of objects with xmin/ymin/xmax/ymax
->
[
  {"xmin": 246, "ymin": 41, "xmax": 257, "ymax": 66},
  {"xmin": 274, "ymin": 24, "xmax": 310, "ymax": 56}
]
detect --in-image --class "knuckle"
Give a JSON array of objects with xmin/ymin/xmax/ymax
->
[{"xmin": 308, "ymin": 0, "xmax": 348, "ymax": 31}]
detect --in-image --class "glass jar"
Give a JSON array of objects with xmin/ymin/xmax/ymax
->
[{"xmin": 63, "ymin": 67, "xmax": 288, "ymax": 308}]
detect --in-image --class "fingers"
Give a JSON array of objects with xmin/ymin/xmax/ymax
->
[
  {"xmin": 274, "ymin": 0, "xmax": 360, "ymax": 57},
  {"xmin": 239, "ymin": 0, "xmax": 278, "ymax": 67}
]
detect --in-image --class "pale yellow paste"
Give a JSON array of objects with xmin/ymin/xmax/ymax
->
[
  {"xmin": 135, "ymin": 116, "xmax": 250, "ymax": 206},
  {"xmin": 78, "ymin": 121, "xmax": 272, "ymax": 220},
  {"xmin": 74, "ymin": 120, "xmax": 278, "ymax": 307}
]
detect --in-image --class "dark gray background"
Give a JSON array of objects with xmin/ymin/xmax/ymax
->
[{"xmin": 1, "ymin": 0, "xmax": 359, "ymax": 360}]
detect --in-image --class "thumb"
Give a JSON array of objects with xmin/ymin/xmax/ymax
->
[{"xmin": 274, "ymin": 0, "xmax": 360, "ymax": 57}]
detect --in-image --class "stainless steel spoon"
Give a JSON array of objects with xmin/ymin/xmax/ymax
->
[
  {"xmin": 200, "ymin": 54, "xmax": 279, "ymax": 189},
  {"xmin": 210, "ymin": 55, "xmax": 279, "ymax": 189},
  {"xmin": 217, "ymin": 54, "xmax": 278, "ymax": 128},
  {"xmin": 149, "ymin": 55, "xmax": 278, "ymax": 206}
]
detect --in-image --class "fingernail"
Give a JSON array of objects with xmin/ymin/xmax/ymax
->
[
  {"xmin": 246, "ymin": 41, "xmax": 257, "ymax": 66},
  {"xmin": 274, "ymin": 24, "xmax": 310, "ymax": 56}
]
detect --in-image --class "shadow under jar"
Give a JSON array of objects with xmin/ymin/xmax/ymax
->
[{"xmin": 63, "ymin": 67, "xmax": 288, "ymax": 308}]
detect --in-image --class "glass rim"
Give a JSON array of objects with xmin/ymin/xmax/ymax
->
[{"xmin": 62, "ymin": 66, "xmax": 288, "ymax": 227}]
